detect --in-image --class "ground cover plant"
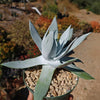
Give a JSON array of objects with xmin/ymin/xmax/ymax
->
[
  {"xmin": 34, "ymin": 15, "xmax": 93, "ymax": 40},
  {"xmin": 90, "ymin": 21, "xmax": 100, "ymax": 33},
  {"xmin": 0, "ymin": 26, "xmax": 26, "ymax": 95},
  {"xmin": 42, "ymin": 0, "xmax": 59, "ymax": 19},
  {"xmin": 7, "ymin": 19, "xmax": 33, "ymax": 50}
]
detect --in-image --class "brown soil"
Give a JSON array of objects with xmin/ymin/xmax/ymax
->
[
  {"xmin": 69, "ymin": 9, "xmax": 100, "ymax": 23},
  {"xmin": 71, "ymin": 33, "xmax": 100, "ymax": 100}
]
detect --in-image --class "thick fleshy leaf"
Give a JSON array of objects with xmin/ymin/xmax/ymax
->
[
  {"xmin": 58, "ymin": 58, "xmax": 78, "ymax": 68},
  {"xmin": 54, "ymin": 37, "xmax": 77, "ymax": 60},
  {"xmin": 68, "ymin": 28, "xmax": 73, "ymax": 41},
  {"xmin": 64, "ymin": 64, "xmax": 94, "ymax": 80},
  {"xmin": 45, "ymin": 16, "xmax": 58, "ymax": 40},
  {"xmin": 41, "ymin": 17, "xmax": 58, "ymax": 59},
  {"xmin": 1, "ymin": 56, "xmax": 47, "ymax": 69},
  {"xmin": 49, "ymin": 37, "xmax": 57, "ymax": 59},
  {"xmin": 57, "ymin": 26, "xmax": 72, "ymax": 55},
  {"xmin": 68, "ymin": 32, "xmax": 91, "ymax": 53},
  {"xmin": 29, "ymin": 20, "xmax": 42, "ymax": 52},
  {"xmin": 45, "ymin": 57, "xmax": 78, "ymax": 68},
  {"xmin": 42, "ymin": 31, "xmax": 55, "ymax": 60},
  {"xmin": 59, "ymin": 25, "xmax": 71, "ymax": 46},
  {"xmin": 34, "ymin": 65, "xmax": 56, "ymax": 100}
]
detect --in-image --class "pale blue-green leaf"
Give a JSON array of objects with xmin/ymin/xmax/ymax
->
[
  {"xmin": 34, "ymin": 65, "xmax": 56, "ymax": 100},
  {"xmin": 57, "ymin": 58, "xmax": 78, "ymax": 68},
  {"xmin": 59, "ymin": 25, "xmax": 71, "ymax": 46},
  {"xmin": 29, "ymin": 20, "xmax": 42, "ymax": 52},
  {"xmin": 42, "ymin": 31, "xmax": 55, "ymax": 60},
  {"xmin": 43, "ymin": 16, "xmax": 58, "ymax": 41},
  {"xmin": 57, "ymin": 26, "xmax": 71, "ymax": 55},
  {"xmin": 1, "ymin": 56, "xmax": 47, "ymax": 69},
  {"xmin": 42, "ymin": 17, "xmax": 58, "ymax": 56},
  {"xmin": 68, "ymin": 28, "xmax": 73, "ymax": 41},
  {"xmin": 49, "ymin": 36, "xmax": 57, "ymax": 59},
  {"xmin": 44, "ymin": 57, "xmax": 77, "ymax": 68},
  {"xmin": 54, "ymin": 37, "xmax": 77, "ymax": 60},
  {"xmin": 64, "ymin": 64, "xmax": 94, "ymax": 80},
  {"xmin": 48, "ymin": 16, "xmax": 58, "ymax": 39},
  {"xmin": 68, "ymin": 32, "xmax": 91, "ymax": 53}
]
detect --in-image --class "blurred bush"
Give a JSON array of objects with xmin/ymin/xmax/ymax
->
[
  {"xmin": 42, "ymin": 1, "xmax": 59, "ymax": 19},
  {"xmin": 58, "ymin": 16, "xmax": 80, "ymax": 31},
  {"xmin": 0, "ymin": 26, "xmax": 26, "ymax": 63},
  {"xmin": 35, "ymin": 16, "xmax": 52, "ymax": 37},
  {"xmin": 70, "ymin": 0, "xmax": 100, "ymax": 14},
  {"xmin": 0, "ymin": 42, "xmax": 16, "ymax": 62},
  {"xmin": 34, "ymin": 15, "xmax": 92, "ymax": 41},
  {"xmin": 35, "ymin": 15, "xmax": 80, "ymax": 34},
  {"xmin": 89, "ymin": 2, "xmax": 100, "ymax": 15},
  {"xmin": 0, "ymin": 27, "xmax": 26, "ymax": 82},
  {"xmin": 90, "ymin": 21, "xmax": 100, "ymax": 33},
  {"xmin": 79, "ymin": 22, "xmax": 93, "ymax": 34},
  {"xmin": 0, "ymin": 27, "xmax": 8, "ymax": 43},
  {"xmin": 7, "ymin": 20, "xmax": 33, "ymax": 50},
  {"xmin": 20, "ymin": 44, "xmax": 41, "ymax": 60}
]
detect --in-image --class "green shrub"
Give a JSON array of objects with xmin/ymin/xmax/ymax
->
[
  {"xmin": 0, "ymin": 42, "xmax": 16, "ymax": 62},
  {"xmin": 70, "ymin": 0, "xmax": 100, "ymax": 14},
  {"xmin": 7, "ymin": 20, "xmax": 33, "ymax": 50},
  {"xmin": 58, "ymin": 16, "xmax": 80, "ymax": 31},
  {"xmin": 35, "ymin": 16, "xmax": 52, "ymax": 36},
  {"xmin": 79, "ymin": 22, "xmax": 93, "ymax": 34},
  {"xmin": 90, "ymin": 21, "xmax": 100, "ymax": 32},
  {"xmin": 89, "ymin": 2, "xmax": 100, "ymax": 14},
  {"xmin": 42, "ymin": 1, "xmax": 59, "ymax": 19},
  {"xmin": 70, "ymin": 0, "xmax": 91, "ymax": 8},
  {"xmin": 0, "ymin": 27, "xmax": 8, "ymax": 42},
  {"xmin": 0, "ymin": 26, "xmax": 26, "ymax": 62}
]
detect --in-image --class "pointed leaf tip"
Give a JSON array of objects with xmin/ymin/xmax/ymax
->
[
  {"xmin": 1, "ymin": 56, "xmax": 47, "ymax": 69},
  {"xmin": 68, "ymin": 32, "xmax": 91, "ymax": 53},
  {"xmin": 64, "ymin": 64, "xmax": 94, "ymax": 80},
  {"xmin": 44, "ymin": 16, "xmax": 58, "ymax": 40},
  {"xmin": 29, "ymin": 20, "xmax": 42, "ymax": 52}
]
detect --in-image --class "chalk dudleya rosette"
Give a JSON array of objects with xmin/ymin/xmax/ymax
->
[{"xmin": 1, "ymin": 17, "xmax": 94, "ymax": 100}]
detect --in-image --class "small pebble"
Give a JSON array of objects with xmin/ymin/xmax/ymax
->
[{"xmin": 25, "ymin": 67, "xmax": 78, "ymax": 97}]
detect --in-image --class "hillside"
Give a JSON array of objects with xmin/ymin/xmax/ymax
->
[{"xmin": 57, "ymin": 0, "xmax": 100, "ymax": 23}]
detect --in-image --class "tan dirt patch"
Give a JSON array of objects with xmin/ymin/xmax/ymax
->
[{"xmin": 71, "ymin": 33, "xmax": 100, "ymax": 100}]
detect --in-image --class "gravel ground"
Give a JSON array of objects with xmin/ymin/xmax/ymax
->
[{"xmin": 25, "ymin": 68, "xmax": 78, "ymax": 97}]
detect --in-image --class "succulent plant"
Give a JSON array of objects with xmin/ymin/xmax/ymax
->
[{"xmin": 1, "ymin": 17, "xmax": 94, "ymax": 100}]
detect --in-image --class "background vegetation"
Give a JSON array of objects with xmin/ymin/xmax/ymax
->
[{"xmin": 70, "ymin": 0, "xmax": 100, "ymax": 14}]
